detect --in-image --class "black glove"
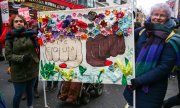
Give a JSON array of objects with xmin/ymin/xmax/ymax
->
[
  {"xmin": 130, "ymin": 79, "xmax": 139, "ymax": 91},
  {"xmin": 23, "ymin": 53, "xmax": 32, "ymax": 62}
]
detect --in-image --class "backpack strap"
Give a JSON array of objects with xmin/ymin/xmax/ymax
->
[{"xmin": 139, "ymin": 28, "xmax": 146, "ymax": 36}]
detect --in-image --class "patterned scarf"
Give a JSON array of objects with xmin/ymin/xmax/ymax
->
[
  {"xmin": 136, "ymin": 22, "xmax": 180, "ymax": 77},
  {"xmin": 5, "ymin": 27, "xmax": 39, "ymax": 57},
  {"xmin": 5, "ymin": 27, "xmax": 37, "ymax": 40}
]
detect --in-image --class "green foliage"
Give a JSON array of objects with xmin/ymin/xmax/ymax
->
[{"xmin": 40, "ymin": 60, "xmax": 57, "ymax": 80}]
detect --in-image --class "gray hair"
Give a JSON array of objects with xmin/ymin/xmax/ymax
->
[{"xmin": 150, "ymin": 3, "xmax": 172, "ymax": 19}]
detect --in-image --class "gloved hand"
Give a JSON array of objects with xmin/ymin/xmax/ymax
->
[
  {"xmin": 129, "ymin": 79, "xmax": 139, "ymax": 91},
  {"xmin": 23, "ymin": 53, "xmax": 32, "ymax": 62}
]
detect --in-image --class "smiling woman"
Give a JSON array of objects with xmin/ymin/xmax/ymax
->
[{"xmin": 123, "ymin": 3, "xmax": 180, "ymax": 108}]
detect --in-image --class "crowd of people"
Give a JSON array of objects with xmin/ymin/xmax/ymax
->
[{"xmin": 0, "ymin": 2, "xmax": 180, "ymax": 108}]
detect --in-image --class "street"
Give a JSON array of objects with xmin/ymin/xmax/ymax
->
[
  {"xmin": 1, "ymin": 60, "xmax": 180, "ymax": 108},
  {"xmin": 0, "ymin": 61, "xmax": 127, "ymax": 108}
]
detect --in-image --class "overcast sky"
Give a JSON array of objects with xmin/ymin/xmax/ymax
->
[{"xmin": 136, "ymin": 0, "xmax": 167, "ymax": 15}]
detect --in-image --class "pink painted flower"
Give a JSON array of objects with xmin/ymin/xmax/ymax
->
[{"xmin": 56, "ymin": 21, "xmax": 65, "ymax": 31}]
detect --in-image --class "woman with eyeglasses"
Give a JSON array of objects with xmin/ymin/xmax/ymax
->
[
  {"xmin": 5, "ymin": 14, "xmax": 39, "ymax": 108},
  {"xmin": 123, "ymin": 3, "xmax": 180, "ymax": 108}
]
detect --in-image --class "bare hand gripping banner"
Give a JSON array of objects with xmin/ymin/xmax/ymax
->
[{"xmin": 38, "ymin": 4, "xmax": 134, "ymax": 85}]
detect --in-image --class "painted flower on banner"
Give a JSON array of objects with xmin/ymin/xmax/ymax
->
[
  {"xmin": 116, "ymin": 11, "xmax": 124, "ymax": 20},
  {"xmin": 88, "ymin": 11, "xmax": 97, "ymax": 21},
  {"xmin": 92, "ymin": 28, "xmax": 100, "ymax": 36},
  {"xmin": 105, "ymin": 10, "xmax": 110, "ymax": 16},
  {"xmin": 56, "ymin": 21, "xmax": 65, "ymax": 31},
  {"xmin": 104, "ymin": 14, "xmax": 116, "ymax": 26}
]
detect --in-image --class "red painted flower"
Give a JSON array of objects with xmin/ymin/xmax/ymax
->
[
  {"xmin": 38, "ymin": 37, "xmax": 43, "ymax": 46},
  {"xmin": 116, "ymin": 11, "xmax": 124, "ymax": 20},
  {"xmin": 70, "ymin": 25, "xmax": 78, "ymax": 33},
  {"xmin": 76, "ymin": 20, "xmax": 88, "ymax": 29}
]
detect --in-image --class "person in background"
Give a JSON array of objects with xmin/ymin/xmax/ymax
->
[
  {"xmin": 0, "ymin": 23, "xmax": 9, "ymax": 61},
  {"xmin": 5, "ymin": 14, "xmax": 39, "ymax": 108},
  {"xmin": 46, "ymin": 81, "xmax": 59, "ymax": 92},
  {"xmin": 134, "ymin": 21, "xmax": 141, "ymax": 29},
  {"xmin": 123, "ymin": 3, "xmax": 180, "ymax": 108},
  {"xmin": 21, "ymin": 19, "xmax": 40, "ymax": 100},
  {"xmin": 29, "ymin": 20, "xmax": 40, "ymax": 98}
]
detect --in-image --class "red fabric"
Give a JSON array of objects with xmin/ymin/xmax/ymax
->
[
  {"xmin": 47, "ymin": 0, "xmax": 85, "ymax": 9},
  {"xmin": 28, "ymin": 20, "xmax": 37, "ymax": 28},
  {"xmin": 0, "ymin": 26, "xmax": 9, "ymax": 48}
]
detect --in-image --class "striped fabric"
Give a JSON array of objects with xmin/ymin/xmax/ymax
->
[{"xmin": 135, "ymin": 23, "xmax": 180, "ymax": 77}]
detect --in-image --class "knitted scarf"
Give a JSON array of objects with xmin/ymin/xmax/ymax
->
[
  {"xmin": 136, "ymin": 22, "xmax": 180, "ymax": 77},
  {"xmin": 5, "ymin": 27, "xmax": 39, "ymax": 56},
  {"xmin": 5, "ymin": 27, "xmax": 37, "ymax": 40}
]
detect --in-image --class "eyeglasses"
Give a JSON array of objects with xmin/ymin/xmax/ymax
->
[
  {"xmin": 152, "ymin": 13, "xmax": 167, "ymax": 19},
  {"xmin": 14, "ymin": 20, "xmax": 23, "ymax": 23}
]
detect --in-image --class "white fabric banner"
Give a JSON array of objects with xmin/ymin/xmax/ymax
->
[
  {"xmin": 0, "ymin": 1, "xmax": 9, "ymax": 23},
  {"xmin": 38, "ymin": 4, "xmax": 134, "ymax": 85}
]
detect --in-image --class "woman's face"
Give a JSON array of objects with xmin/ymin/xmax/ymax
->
[
  {"xmin": 151, "ymin": 9, "xmax": 168, "ymax": 24},
  {"xmin": 13, "ymin": 16, "xmax": 25, "ymax": 29}
]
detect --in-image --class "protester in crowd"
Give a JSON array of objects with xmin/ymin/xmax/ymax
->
[
  {"xmin": 0, "ymin": 92, "xmax": 7, "ymax": 108},
  {"xmin": 123, "ymin": 3, "xmax": 180, "ymax": 108},
  {"xmin": 0, "ymin": 23, "xmax": 9, "ymax": 61},
  {"xmin": 163, "ymin": 19, "xmax": 180, "ymax": 108},
  {"xmin": 46, "ymin": 81, "xmax": 59, "ymax": 92},
  {"xmin": 134, "ymin": 21, "xmax": 141, "ymax": 29},
  {"xmin": 5, "ymin": 14, "xmax": 39, "ymax": 108},
  {"xmin": 21, "ymin": 19, "xmax": 40, "ymax": 100}
]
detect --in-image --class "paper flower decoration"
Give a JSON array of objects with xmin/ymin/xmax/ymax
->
[
  {"xmin": 42, "ymin": 17, "xmax": 49, "ymax": 24},
  {"xmin": 116, "ymin": 29, "xmax": 123, "ymax": 37},
  {"xmin": 56, "ymin": 21, "xmax": 64, "ymax": 31},
  {"xmin": 72, "ymin": 13, "xmax": 76, "ymax": 17},
  {"xmin": 92, "ymin": 28, "xmax": 100, "ymax": 36},
  {"xmin": 70, "ymin": 25, "xmax": 78, "ymax": 33},
  {"xmin": 80, "ymin": 34, "xmax": 88, "ymax": 40},
  {"xmin": 67, "ymin": 32, "xmax": 75, "ymax": 38},
  {"xmin": 88, "ymin": 23, "xmax": 95, "ymax": 29},
  {"xmin": 66, "ymin": 15, "xmax": 72, "ymax": 21},
  {"xmin": 50, "ymin": 14, "xmax": 57, "ymax": 18},
  {"xmin": 38, "ymin": 16, "xmax": 42, "ymax": 23},
  {"xmin": 112, "ymin": 21, "xmax": 119, "ymax": 33},
  {"xmin": 112, "ymin": 9, "xmax": 117, "ymax": 14},
  {"xmin": 77, "ymin": 13, "xmax": 83, "ymax": 18},
  {"xmin": 100, "ymin": 20, "xmax": 107, "ymax": 28},
  {"xmin": 76, "ymin": 20, "xmax": 88, "ymax": 29},
  {"xmin": 83, "ymin": 14, "xmax": 88, "ymax": 19},
  {"xmin": 97, "ymin": 13, "xmax": 105, "ymax": 19},
  {"xmin": 104, "ymin": 14, "xmax": 116, "ymax": 26},
  {"xmin": 105, "ymin": 10, "xmax": 110, "ymax": 16},
  {"xmin": 38, "ymin": 37, "xmax": 43, "ymax": 46},
  {"xmin": 60, "ymin": 15, "xmax": 65, "ymax": 20},
  {"xmin": 116, "ymin": 11, "xmax": 124, "ymax": 20},
  {"xmin": 62, "ymin": 20, "xmax": 70, "ymax": 28},
  {"xmin": 88, "ymin": 11, "xmax": 97, "ymax": 21}
]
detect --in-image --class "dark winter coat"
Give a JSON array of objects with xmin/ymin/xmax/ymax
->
[
  {"xmin": 5, "ymin": 29, "xmax": 39, "ymax": 82},
  {"xmin": 123, "ymin": 19, "xmax": 177, "ymax": 108}
]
